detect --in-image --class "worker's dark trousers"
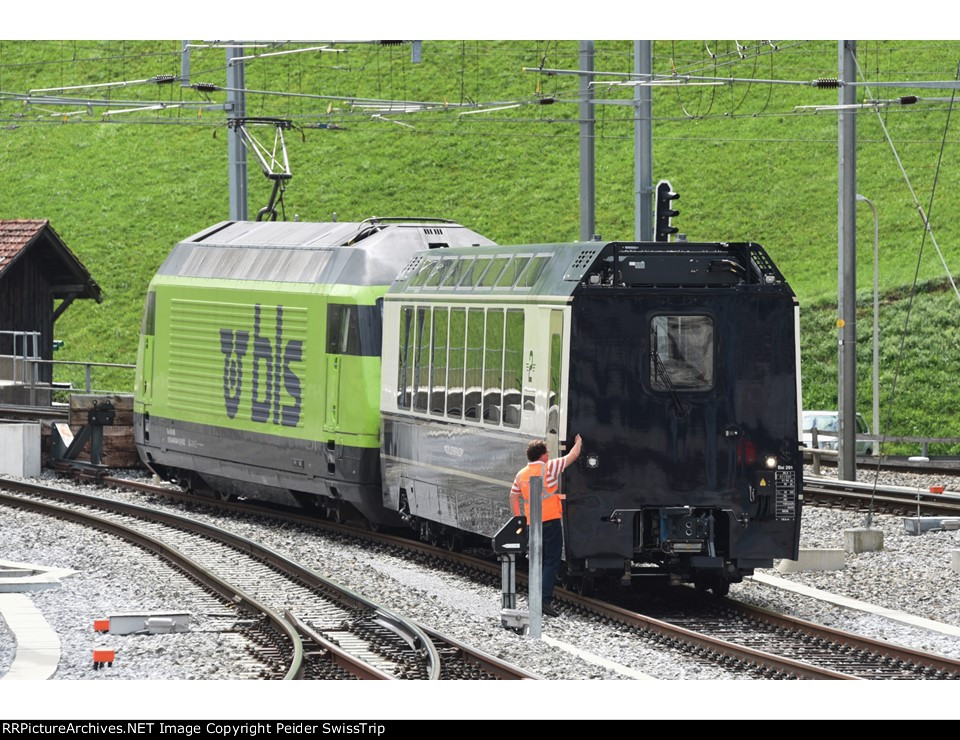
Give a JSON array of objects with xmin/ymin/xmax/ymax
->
[{"xmin": 541, "ymin": 519, "xmax": 563, "ymax": 606}]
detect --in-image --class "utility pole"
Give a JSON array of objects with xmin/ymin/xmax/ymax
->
[
  {"xmin": 634, "ymin": 41, "xmax": 653, "ymax": 241},
  {"xmin": 579, "ymin": 41, "xmax": 595, "ymax": 242},
  {"xmin": 227, "ymin": 45, "xmax": 248, "ymax": 221},
  {"xmin": 180, "ymin": 41, "xmax": 190, "ymax": 88},
  {"xmin": 838, "ymin": 40, "xmax": 857, "ymax": 480}
]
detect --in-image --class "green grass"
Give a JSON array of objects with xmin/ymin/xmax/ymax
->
[{"xmin": 3, "ymin": 40, "xmax": 960, "ymax": 449}]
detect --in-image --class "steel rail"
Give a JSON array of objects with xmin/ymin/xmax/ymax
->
[
  {"xmin": 100, "ymin": 474, "xmax": 960, "ymax": 679},
  {"xmin": 420, "ymin": 625, "xmax": 541, "ymax": 680},
  {"xmin": 0, "ymin": 485, "xmax": 304, "ymax": 680},
  {"xmin": 722, "ymin": 600, "xmax": 960, "ymax": 676},
  {"xmin": 556, "ymin": 590, "xmax": 857, "ymax": 679},
  {"xmin": 284, "ymin": 610, "xmax": 397, "ymax": 680},
  {"xmin": 2, "ymin": 476, "xmax": 441, "ymax": 680},
  {"xmin": 805, "ymin": 475, "xmax": 960, "ymax": 516}
]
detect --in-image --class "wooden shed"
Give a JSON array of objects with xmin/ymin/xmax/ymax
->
[{"xmin": 0, "ymin": 220, "xmax": 102, "ymax": 388}]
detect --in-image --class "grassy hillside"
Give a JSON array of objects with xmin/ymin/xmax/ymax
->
[{"xmin": 2, "ymin": 40, "xmax": 960, "ymax": 449}]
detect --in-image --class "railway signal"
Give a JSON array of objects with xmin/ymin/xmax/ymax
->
[{"xmin": 655, "ymin": 180, "xmax": 680, "ymax": 242}]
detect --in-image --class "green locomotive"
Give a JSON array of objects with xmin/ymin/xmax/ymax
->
[{"xmin": 134, "ymin": 218, "xmax": 493, "ymax": 524}]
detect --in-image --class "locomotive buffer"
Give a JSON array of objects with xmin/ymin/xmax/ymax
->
[{"xmin": 494, "ymin": 475, "xmax": 546, "ymax": 638}]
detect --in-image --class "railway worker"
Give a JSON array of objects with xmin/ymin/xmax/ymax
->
[{"xmin": 509, "ymin": 435, "xmax": 582, "ymax": 617}]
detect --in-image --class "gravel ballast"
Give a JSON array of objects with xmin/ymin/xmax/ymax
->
[{"xmin": 1, "ymin": 466, "xmax": 959, "ymax": 690}]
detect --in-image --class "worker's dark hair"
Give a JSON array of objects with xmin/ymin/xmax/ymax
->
[{"xmin": 526, "ymin": 439, "xmax": 548, "ymax": 462}]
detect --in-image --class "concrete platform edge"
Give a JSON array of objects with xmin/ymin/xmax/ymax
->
[
  {"xmin": 748, "ymin": 572, "xmax": 960, "ymax": 638},
  {"xmin": 0, "ymin": 593, "xmax": 61, "ymax": 680}
]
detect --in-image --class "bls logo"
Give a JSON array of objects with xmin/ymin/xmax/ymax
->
[{"xmin": 219, "ymin": 304, "xmax": 303, "ymax": 426}]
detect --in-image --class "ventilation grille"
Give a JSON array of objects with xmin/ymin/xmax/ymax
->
[
  {"xmin": 750, "ymin": 247, "xmax": 777, "ymax": 278},
  {"xmin": 398, "ymin": 254, "xmax": 426, "ymax": 280},
  {"xmin": 571, "ymin": 250, "xmax": 594, "ymax": 270},
  {"xmin": 564, "ymin": 249, "xmax": 598, "ymax": 281}
]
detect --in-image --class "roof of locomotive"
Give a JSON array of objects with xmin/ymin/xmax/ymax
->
[
  {"xmin": 386, "ymin": 239, "xmax": 794, "ymax": 299},
  {"xmin": 153, "ymin": 218, "xmax": 495, "ymax": 287}
]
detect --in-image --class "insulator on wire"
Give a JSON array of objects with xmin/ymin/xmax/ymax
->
[
  {"xmin": 813, "ymin": 78, "xmax": 840, "ymax": 88},
  {"xmin": 151, "ymin": 74, "xmax": 177, "ymax": 84},
  {"xmin": 192, "ymin": 82, "xmax": 219, "ymax": 93},
  {"xmin": 538, "ymin": 97, "xmax": 556, "ymax": 105},
  {"xmin": 899, "ymin": 95, "xmax": 919, "ymax": 105},
  {"xmin": 379, "ymin": 40, "xmax": 404, "ymax": 46}
]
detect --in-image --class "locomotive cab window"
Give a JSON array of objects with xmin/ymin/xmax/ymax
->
[
  {"xmin": 327, "ymin": 303, "xmax": 382, "ymax": 356},
  {"xmin": 649, "ymin": 315, "xmax": 714, "ymax": 391},
  {"xmin": 141, "ymin": 291, "xmax": 156, "ymax": 335}
]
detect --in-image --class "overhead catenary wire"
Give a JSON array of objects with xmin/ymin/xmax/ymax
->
[
  {"xmin": 854, "ymin": 53, "xmax": 960, "ymax": 306},
  {"xmin": 229, "ymin": 46, "xmax": 344, "ymax": 63},
  {"xmin": 863, "ymin": 60, "xmax": 960, "ymax": 527},
  {"xmin": 6, "ymin": 40, "xmax": 960, "ymax": 151},
  {"xmin": 2, "ymin": 40, "xmax": 952, "ymax": 130}
]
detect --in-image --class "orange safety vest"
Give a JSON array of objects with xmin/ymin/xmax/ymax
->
[{"xmin": 511, "ymin": 460, "xmax": 564, "ymax": 524}]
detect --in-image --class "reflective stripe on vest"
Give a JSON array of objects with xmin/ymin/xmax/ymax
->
[{"xmin": 516, "ymin": 462, "xmax": 563, "ymax": 523}]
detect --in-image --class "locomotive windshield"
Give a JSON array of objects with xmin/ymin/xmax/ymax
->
[
  {"xmin": 650, "ymin": 315, "xmax": 714, "ymax": 391},
  {"xmin": 326, "ymin": 302, "xmax": 382, "ymax": 356}
]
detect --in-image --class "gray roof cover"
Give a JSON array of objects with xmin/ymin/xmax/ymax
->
[{"xmin": 156, "ymin": 219, "xmax": 495, "ymax": 287}]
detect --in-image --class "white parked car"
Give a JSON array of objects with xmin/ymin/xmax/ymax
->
[{"xmin": 802, "ymin": 410, "xmax": 872, "ymax": 455}]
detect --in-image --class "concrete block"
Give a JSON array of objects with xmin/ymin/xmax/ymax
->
[
  {"xmin": 777, "ymin": 549, "xmax": 845, "ymax": 573},
  {"xmin": 844, "ymin": 528, "xmax": 884, "ymax": 554},
  {"xmin": 952, "ymin": 551, "xmax": 960, "ymax": 575},
  {"xmin": 0, "ymin": 423, "xmax": 40, "ymax": 477}
]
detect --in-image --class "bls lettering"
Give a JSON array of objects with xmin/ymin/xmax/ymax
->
[{"xmin": 219, "ymin": 304, "xmax": 303, "ymax": 426}]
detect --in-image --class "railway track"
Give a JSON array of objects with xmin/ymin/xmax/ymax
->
[
  {"xmin": 804, "ymin": 475, "xmax": 960, "ymax": 517},
  {"xmin": 0, "ymin": 477, "xmax": 536, "ymax": 680},
  {"xmin": 806, "ymin": 453, "xmax": 960, "ymax": 478},
  {"xmin": 578, "ymin": 585, "xmax": 960, "ymax": 680},
  {"xmin": 73, "ymin": 473, "xmax": 960, "ymax": 680}
]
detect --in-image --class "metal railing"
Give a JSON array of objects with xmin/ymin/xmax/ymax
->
[
  {"xmin": 25, "ymin": 358, "xmax": 135, "ymax": 402},
  {"xmin": 804, "ymin": 428, "xmax": 960, "ymax": 474},
  {"xmin": 0, "ymin": 330, "xmax": 41, "ymax": 384}
]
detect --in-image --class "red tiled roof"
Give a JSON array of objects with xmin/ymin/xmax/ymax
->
[
  {"xmin": 0, "ymin": 219, "xmax": 49, "ymax": 273},
  {"xmin": 0, "ymin": 219, "xmax": 101, "ymax": 302}
]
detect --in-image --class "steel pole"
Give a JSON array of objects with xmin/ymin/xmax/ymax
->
[
  {"xmin": 227, "ymin": 46, "xmax": 248, "ymax": 221},
  {"xmin": 579, "ymin": 41, "xmax": 595, "ymax": 242},
  {"xmin": 838, "ymin": 40, "xmax": 857, "ymax": 480},
  {"xmin": 528, "ymin": 473, "xmax": 543, "ymax": 639},
  {"xmin": 180, "ymin": 41, "xmax": 190, "ymax": 88},
  {"xmin": 635, "ymin": 41, "xmax": 653, "ymax": 241}
]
